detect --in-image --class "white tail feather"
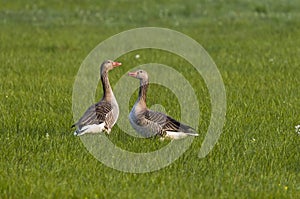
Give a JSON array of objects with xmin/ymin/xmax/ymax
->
[
  {"xmin": 165, "ymin": 131, "xmax": 199, "ymax": 140},
  {"xmin": 74, "ymin": 123, "xmax": 106, "ymax": 136}
]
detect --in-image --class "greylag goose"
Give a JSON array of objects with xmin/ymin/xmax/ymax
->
[
  {"xmin": 72, "ymin": 60, "xmax": 122, "ymax": 136},
  {"xmin": 128, "ymin": 70, "xmax": 199, "ymax": 139}
]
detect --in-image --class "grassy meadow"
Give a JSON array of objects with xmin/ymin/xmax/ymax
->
[{"xmin": 1, "ymin": 0, "xmax": 300, "ymax": 198}]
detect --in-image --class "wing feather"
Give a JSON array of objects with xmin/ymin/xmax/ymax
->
[
  {"xmin": 144, "ymin": 110, "xmax": 197, "ymax": 135},
  {"xmin": 73, "ymin": 101, "xmax": 113, "ymax": 129}
]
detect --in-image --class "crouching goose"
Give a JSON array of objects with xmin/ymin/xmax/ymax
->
[
  {"xmin": 72, "ymin": 60, "xmax": 122, "ymax": 136},
  {"xmin": 128, "ymin": 70, "xmax": 199, "ymax": 140}
]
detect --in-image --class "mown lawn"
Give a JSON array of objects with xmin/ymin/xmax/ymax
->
[{"xmin": 0, "ymin": 0, "xmax": 299, "ymax": 198}]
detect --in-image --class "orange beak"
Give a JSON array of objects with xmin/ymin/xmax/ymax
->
[{"xmin": 112, "ymin": 61, "xmax": 122, "ymax": 67}]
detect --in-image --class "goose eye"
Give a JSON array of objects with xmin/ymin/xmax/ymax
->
[{"xmin": 140, "ymin": 71, "xmax": 143, "ymax": 73}]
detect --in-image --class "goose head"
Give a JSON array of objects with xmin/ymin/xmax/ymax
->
[
  {"xmin": 128, "ymin": 70, "xmax": 148, "ymax": 83},
  {"xmin": 101, "ymin": 60, "xmax": 122, "ymax": 74}
]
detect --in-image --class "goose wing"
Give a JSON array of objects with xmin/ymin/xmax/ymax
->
[
  {"xmin": 72, "ymin": 101, "xmax": 113, "ymax": 129},
  {"xmin": 144, "ymin": 110, "xmax": 197, "ymax": 136}
]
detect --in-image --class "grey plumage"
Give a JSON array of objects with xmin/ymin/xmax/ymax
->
[
  {"xmin": 72, "ymin": 60, "xmax": 121, "ymax": 136},
  {"xmin": 128, "ymin": 70, "xmax": 199, "ymax": 139},
  {"xmin": 72, "ymin": 101, "xmax": 113, "ymax": 133}
]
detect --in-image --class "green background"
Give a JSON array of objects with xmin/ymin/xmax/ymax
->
[{"xmin": 1, "ymin": 0, "xmax": 299, "ymax": 198}]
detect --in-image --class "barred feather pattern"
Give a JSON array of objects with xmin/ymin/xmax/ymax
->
[
  {"xmin": 129, "ymin": 70, "xmax": 198, "ymax": 139},
  {"xmin": 129, "ymin": 108, "xmax": 198, "ymax": 138},
  {"xmin": 73, "ymin": 101, "xmax": 113, "ymax": 129},
  {"xmin": 72, "ymin": 60, "xmax": 119, "ymax": 136}
]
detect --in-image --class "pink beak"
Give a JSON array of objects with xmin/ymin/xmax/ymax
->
[
  {"xmin": 128, "ymin": 72, "xmax": 137, "ymax": 77},
  {"xmin": 112, "ymin": 61, "xmax": 122, "ymax": 67}
]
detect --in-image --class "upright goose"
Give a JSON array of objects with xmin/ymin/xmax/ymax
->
[
  {"xmin": 128, "ymin": 70, "xmax": 199, "ymax": 139},
  {"xmin": 72, "ymin": 60, "xmax": 122, "ymax": 136}
]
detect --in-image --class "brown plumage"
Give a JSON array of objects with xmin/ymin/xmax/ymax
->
[
  {"xmin": 128, "ymin": 70, "xmax": 199, "ymax": 139},
  {"xmin": 72, "ymin": 60, "xmax": 121, "ymax": 136}
]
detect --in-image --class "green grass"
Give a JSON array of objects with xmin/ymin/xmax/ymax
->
[{"xmin": 1, "ymin": 0, "xmax": 300, "ymax": 198}]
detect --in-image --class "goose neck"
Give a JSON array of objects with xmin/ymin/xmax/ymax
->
[
  {"xmin": 101, "ymin": 71, "xmax": 113, "ymax": 99},
  {"xmin": 137, "ymin": 80, "xmax": 148, "ymax": 106}
]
